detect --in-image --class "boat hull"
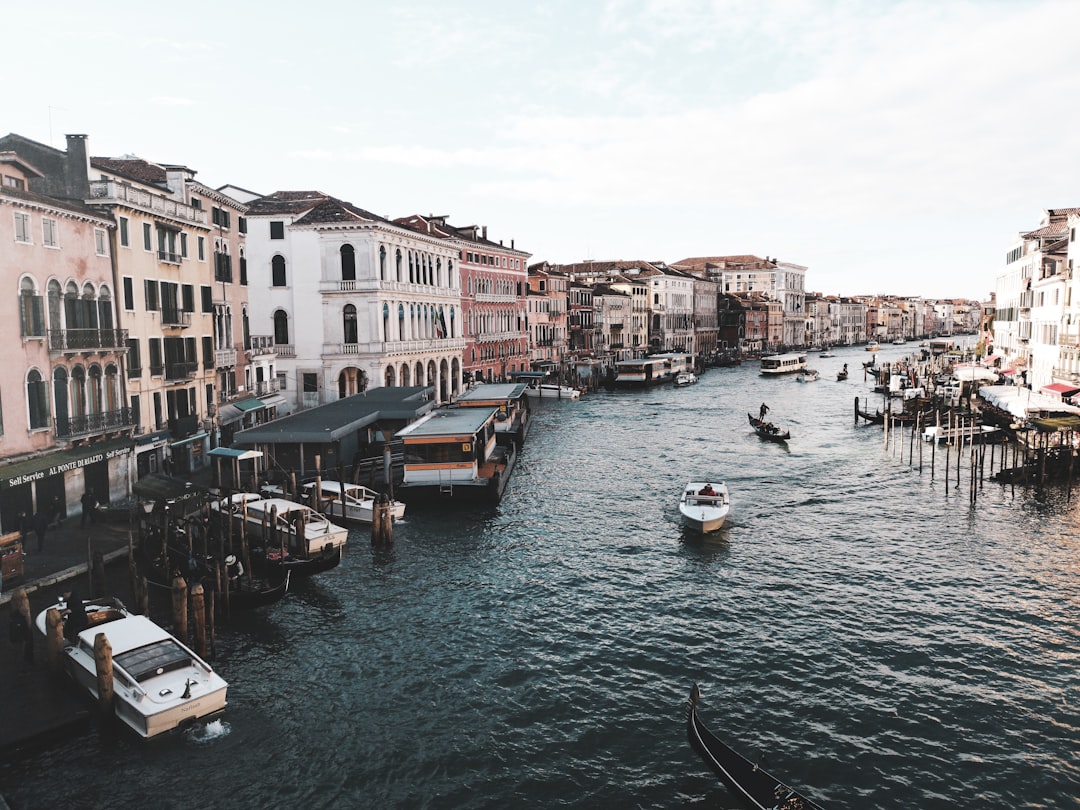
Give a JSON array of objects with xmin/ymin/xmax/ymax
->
[
  {"xmin": 686, "ymin": 684, "xmax": 826, "ymax": 810},
  {"xmin": 679, "ymin": 482, "xmax": 730, "ymax": 534},
  {"xmin": 748, "ymin": 413, "xmax": 790, "ymax": 442}
]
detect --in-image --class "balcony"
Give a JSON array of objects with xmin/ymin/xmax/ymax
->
[
  {"xmin": 1059, "ymin": 333, "xmax": 1080, "ymax": 348},
  {"xmin": 383, "ymin": 337, "xmax": 466, "ymax": 355},
  {"xmin": 47, "ymin": 328, "xmax": 128, "ymax": 354},
  {"xmin": 88, "ymin": 180, "xmax": 208, "ymax": 226},
  {"xmin": 165, "ymin": 361, "xmax": 199, "ymax": 381},
  {"xmin": 215, "ymin": 348, "xmax": 237, "ymax": 367},
  {"xmin": 157, "ymin": 250, "xmax": 182, "ymax": 265},
  {"xmin": 324, "ymin": 343, "xmax": 361, "ymax": 356},
  {"xmin": 254, "ymin": 379, "xmax": 280, "ymax": 396},
  {"xmin": 161, "ymin": 309, "xmax": 191, "ymax": 329},
  {"xmin": 55, "ymin": 407, "xmax": 135, "ymax": 439},
  {"xmin": 246, "ymin": 335, "xmax": 277, "ymax": 359},
  {"xmin": 1051, "ymin": 368, "xmax": 1080, "ymax": 383},
  {"xmin": 273, "ymin": 344, "xmax": 296, "ymax": 358},
  {"xmin": 318, "ymin": 280, "xmax": 360, "ymax": 293}
]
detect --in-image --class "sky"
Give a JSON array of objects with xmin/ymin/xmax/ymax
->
[{"xmin": 6, "ymin": 0, "xmax": 1079, "ymax": 300}]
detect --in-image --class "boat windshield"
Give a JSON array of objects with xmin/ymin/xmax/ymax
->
[{"xmin": 114, "ymin": 639, "xmax": 193, "ymax": 682}]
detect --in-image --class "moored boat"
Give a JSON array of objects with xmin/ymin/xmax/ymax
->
[
  {"xmin": 678, "ymin": 482, "xmax": 730, "ymax": 533},
  {"xmin": 302, "ymin": 480, "xmax": 406, "ymax": 525},
  {"xmin": 35, "ymin": 596, "xmax": 228, "ymax": 739},
  {"xmin": 748, "ymin": 413, "xmax": 791, "ymax": 442},
  {"xmin": 686, "ymin": 684, "xmax": 827, "ymax": 810}
]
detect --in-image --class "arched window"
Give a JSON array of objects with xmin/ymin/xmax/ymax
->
[
  {"xmin": 71, "ymin": 365, "xmax": 87, "ymax": 418},
  {"xmin": 87, "ymin": 365, "xmax": 103, "ymax": 415},
  {"xmin": 382, "ymin": 303, "xmax": 390, "ymax": 342},
  {"xmin": 273, "ymin": 310, "xmax": 290, "ymax": 345},
  {"xmin": 395, "ymin": 249, "xmax": 402, "ymax": 282},
  {"xmin": 27, "ymin": 369, "xmax": 50, "ymax": 429},
  {"xmin": 19, "ymin": 277, "xmax": 43, "ymax": 337},
  {"xmin": 343, "ymin": 304, "xmax": 358, "ymax": 344},
  {"xmin": 384, "ymin": 365, "xmax": 395, "ymax": 387},
  {"xmin": 379, "ymin": 246, "xmax": 386, "ymax": 280},
  {"xmin": 64, "ymin": 281, "xmax": 79, "ymax": 328},
  {"xmin": 408, "ymin": 252, "xmax": 415, "ymax": 284},
  {"xmin": 104, "ymin": 364, "xmax": 120, "ymax": 412},
  {"xmin": 272, "ymin": 255, "xmax": 287, "ymax": 287},
  {"xmin": 98, "ymin": 285, "xmax": 114, "ymax": 330},
  {"xmin": 52, "ymin": 368, "xmax": 69, "ymax": 435},
  {"xmin": 341, "ymin": 244, "xmax": 356, "ymax": 281},
  {"xmin": 242, "ymin": 307, "xmax": 251, "ymax": 350},
  {"xmin": 47, "ymin": 279, "xmax": 62, "ymax": 331},
  {"xmin": 82, "ymin": 282, "xmax": 99, "ymax": 329}
]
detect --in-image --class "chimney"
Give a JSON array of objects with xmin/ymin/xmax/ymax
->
[
  {"xmin": 64, "ymin": 133, "xmax": 91, "ymax": 200},
  {"xmin": 482, "ymin": 225, "xmax": 487, "ymax": 240}
]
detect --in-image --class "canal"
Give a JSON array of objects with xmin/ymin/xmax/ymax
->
[{"xmin": 2, "ymin": 343, "xmax": 1078, "ymax": 809}]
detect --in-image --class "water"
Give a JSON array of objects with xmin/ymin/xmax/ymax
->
[{"xmin": 4, "ymin": 345, "xmax": 1079, "ymax": 809}]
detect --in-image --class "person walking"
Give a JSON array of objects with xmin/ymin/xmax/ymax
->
[
  {"xmin": 80, "ymin": 489, "xmax": 97, "ymax": 529},
  {"xmin": 33, "ymin": 504, "xmax": 49, "ymax": 553}
]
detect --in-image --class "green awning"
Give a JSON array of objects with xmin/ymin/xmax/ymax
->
[
  {"xmin": 208, "ymin": 447, "xmax": 263, "ymax": 460},
  {"xmin": 234, "ymin": 398, "xmax": 266, "ymax": 412},
  {"xmin": 0, "ymin": 438, "xmax": 133, "ymax": 490},
  {"xmin": 169, "ymin": 431, "xmax": 208, "ymax": 448}
]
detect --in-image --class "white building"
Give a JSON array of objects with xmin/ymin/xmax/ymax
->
[{"xmin": 243, "ymin": 191, "xmax": 464, "ymax": 410}]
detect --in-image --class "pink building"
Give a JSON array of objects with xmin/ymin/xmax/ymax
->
[{"xmin": 0, "ymin": 146, "xmax": 133, "ymax": 531}]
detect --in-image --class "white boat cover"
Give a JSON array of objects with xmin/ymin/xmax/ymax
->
[{"xmin": 978, "ymin": 385, "xmax": 1080, "ymax": 418}]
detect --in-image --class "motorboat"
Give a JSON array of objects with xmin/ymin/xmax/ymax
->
[
  {"xmin": 866, "ymin": 340, "xmax": 880, "ymax": 351},
  {"xmin": 674, "ymin": 371, "xmax": 699, "ymax": 387},
  {"xmin": 796, "ymin": 369, "xmax": 820, "ymax": 383},
  {"xmin": 678, "ymin": 481, "xmax": 731, "ymax": 533},
  {"xmin": 748, "ymin": 413, "xmax": 791, "ymax": 442},
  {"xmin": 210, "ymin": 493, "xmax": 347, "ymax": 574},
  {"xmin": 523, "ymin": 381, "xmax": 581, "ymax": 400},
  {"xmin": 686, "ymin": 684, "xmax": 826, "ymax": 809},
  {"xmin": 35, "ymin": 596, "xmax": 228, "ymax": 739},
  {"xmin": 302, "ymin": 480, "xmax": 406, "ymax": 525}
]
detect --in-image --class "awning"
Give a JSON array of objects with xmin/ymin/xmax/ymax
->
[
  {"xmin": 234, "ymin": 398, "xmax": 265, "ymax": 412},
  {"xmin": 169, "ymin": 431, "xmax": 208, "ymax": 448},
  {"xmin": 208, "ymin": 447, "xmax": 263, "ymax": 461},
  {"xmin": 260, "ymin": 394, "xmax": 287, "ymax": 409},
  {"xmin": 132, "ymin": 473, "xmax": 206, "ymax": 509},
  {"xmin": 217, "ymin": 403, "xmax": 245, "ymax": 425},
  {"xmin": 0, "ymin": 438, "xmax": 134, "ymax": 491},
  {"xmin": 1040, "ymin": 383, "xmax": 1080, "ymax": 397}
]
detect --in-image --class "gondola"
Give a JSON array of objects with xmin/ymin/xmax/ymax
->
[
  {"xmin": 686, "ymin": 684, "xmax": 827, "ymax": 810},
  {"xmin": 748, "ymin": 413, "xmax": 790, "ymax": 442},
  {"xmin": 138, "ymin": 536, "xmax": 291, "ymax": 610},
  {"xmin": 256, "ymin": 543, "xmax": 343, "ymax": 579}
]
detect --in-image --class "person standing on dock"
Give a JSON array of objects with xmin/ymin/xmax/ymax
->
[{"xmin": 759, "ymin": 402, "xmax": 770, "ymax": 420}]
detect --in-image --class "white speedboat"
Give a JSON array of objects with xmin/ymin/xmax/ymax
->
[
  {"xmin": 678, "ymin": 481, "xmax": 731, "ymax": 534},
  {"xmin": 211, "ymin": 493, "xmax": 348, "ymax": 560},
  {"xmin": 302, "ymin": 480, "xmax": 406, "ymax": 524},
  {"xmin": 35, "ymin": 596, "xmax": 227, "ymax": 739},
  {"xmin": 796, "ymin": 369, "xmax": 820, "ymax": 382},
  {"xmin": 866, "ymin": 341, "xmax": 880, "ymax": 351},
  {"xmin": 524, "ymin": 381, "xmax": 581, "ymax": 400},
  {"xmin": 674, "ymin": 371, "xmax": 699, "ymax": 387}
]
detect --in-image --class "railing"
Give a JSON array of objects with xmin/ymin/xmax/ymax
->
[
  {"xmin": 273, "ymin": 344, "xmax": 296, "ymax": 358},
  {"xmin": 383, "ymin": 337, "xmax": 466, "ymax": 354},
  {"xmin": 218, "ymin": 389, "xmax": 239, "ymax": 404},
  {"xmin": 88, "ymin": 180, "xmax": 207, "ymax": 225},
  {"xmin": 254, "ymin": 379, "xmax": 280, "ymax": 396},
  {"xmin": 215, "ymin": 348, "xmax": 237, "ymax": 367},
  {"xmin": 149, "ymin": 364, "xmax": 164, "ymax": 377},
  {"xmin": 47, "ymin": 328, "xmax": 128, "ymax": 353},
  {"xmin": 1059, "ymin": 333, "xmax": 1080, "ymax": 348},
  {"xmin": 161, "ymin": 310, "xmax": 191, "ymax": 328},
  {"xmin": 325, "ymin": 343, "xmax": 360, "ymax": 355},
  {"xmin": 165, "ymin": 361, "xmax": 198, "ymax": 381},
  {"xmin": 127, "ymin": 366, "xmax": 142, "ymax": 378},
  {"xmin": 157, "ymin": 250, "xmax": 182, "ymax": 265},
  {"xmin": 319, "ymin": 280, "xmax": 359, "ymax": 293},
  {"xmin": 55, "ymin": 407, "xmax": 134, "ymax": 439},
  {"xmin": 1051, "ymin": 368, "xmax": 1080, "ymax": 382}
]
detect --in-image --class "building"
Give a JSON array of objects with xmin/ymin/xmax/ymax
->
[{"xmin": 243, "ymin": 191, "xmax": 465, "ymax": 410}]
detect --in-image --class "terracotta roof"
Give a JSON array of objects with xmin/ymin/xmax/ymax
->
[
  {"xmin": 243, "ymin": 191, "xmax": 387, "ymax": 226},
  {"xmin": 90, "ymin": 156, "xmax": 169, "ymax": 187},
  {"xmin": 293, "ymin": 197, "xmax": 387, "ymax": 226}
]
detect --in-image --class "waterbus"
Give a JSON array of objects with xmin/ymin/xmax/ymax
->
[{"xmin": 759, "ymin": 352, "xmax": 807, "ymax": 375}]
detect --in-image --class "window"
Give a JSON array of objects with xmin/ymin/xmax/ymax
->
[
  {"xmin": 341, "ymin": 245, "xmax": 356, "ymax": 281},
  {"xmin": 95, "ymin": 228, "xmax": 108, "ymax": 256},
  {"xmin": 198, "ymin": 236, "xmax": 205, "ymax": 261},
  {"xmin": 180, "ymin": 232, "xmax": 188, "ymax": 258},
  {"xmin": 273, "ymin": 310, "xmax": 289, "ymax": 344},
  {"xmin": 303, "ymin": 373, "xmax": 318, "ymax": 393},
  {"xmin": 127, "ymin": 338, "xmax": 142, "ymax": 377},
  {"xmin": 270, "ymin": 221, "xmax": 285, "ymax": 239},
  {"xmin": 123, "ymin": 277, "xmax": 134, "ymax": 310},
  {"xmin": 19, "ymin": 278, "xmax": 44, "ymax": 336},
  {"xmin": 27, "ymin": 370, "xmax": 49, "ymax": 429},
  {"xmin": 145, "ymin": 280, "xmax": 159, "ymax": 311},
  {"xmin": 156, "ymin": 227, "xmax": 179, "ymax": 263},
  {"xmin": 239, "ymin": 255, "xmax": 248, "ymax": 286},
  {"xmin": 202, "ymin": 336, "xmax": 214, "ymax": 370},
  {"xmin": 238, "ymin": 217, "xmax": 247, "ymax": 234},
  {"xmin": 272, "ymin": 255, "xmax": 287, "ymax": 286},
  {"xmin": 130, "ymin": 394, "xmax": 141, "ymax": 431},
  {"xmin": 14, "ymin": 211, "xmax": 31, "ymax": 243},
  {"xmin": 142, "ymin": 222, "xmax": 152, "ymax": 251},
  {"xmin": 201, "ymin": 285, "xmax": 213, "ymax": 313},
  {"xmin": 343, "ymin": 304, "xmax": 358, "ymax": 343},
  {"xmin": 276, "ymin": 371, "xmax": 287, "ymax": 390},
  {"xmin": 119, "ymin": 217, "xmax": 129, "ymax": 247},
  {"xmin": 182, "ymin": 284, "xmax": 194, "ymax": 313},
  {"xmin": 3, "ymin": 175, "xmax": 24, "ymax": 190},
  {"xmin": 42, "ymin": 217, "xmax": 59, "ymax": 248},
  {"xmin": 148, "ymin": 338, "xmax": 163, "ymax": 376}
]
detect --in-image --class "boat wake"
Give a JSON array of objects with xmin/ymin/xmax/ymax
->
[{"xmin": 186, "ymin": 719, "xmax": 230, "ymax": 743}]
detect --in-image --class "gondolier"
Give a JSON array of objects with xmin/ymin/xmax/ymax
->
[{"xmin": 759, "ymin": 402, "xmax": 769, "ymax": 419}]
